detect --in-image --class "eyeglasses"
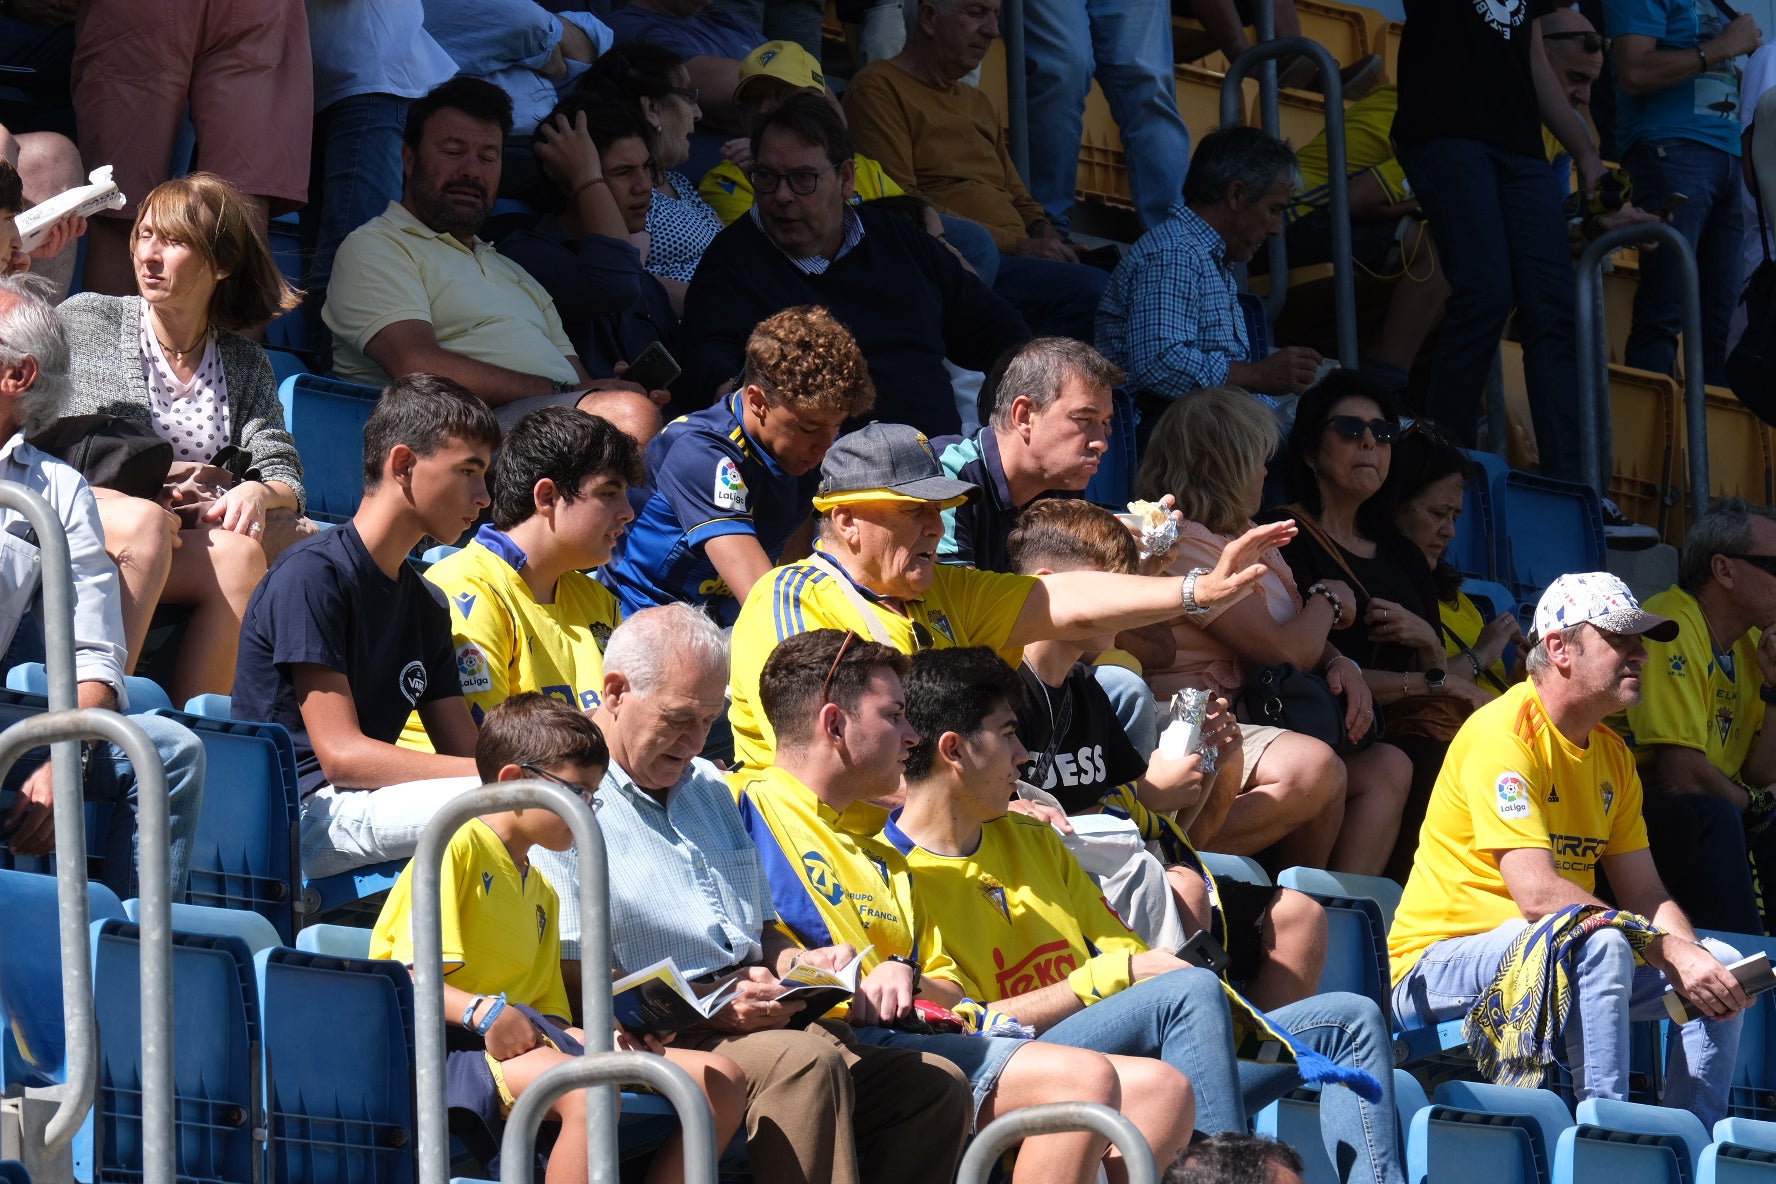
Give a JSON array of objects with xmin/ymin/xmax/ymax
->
[
  {"xmin": 1325, "ymin": 415, "xmax": 1398, "ymax": 444},
  {"xmin": 911, "ymin": 621, "xmax": 933, "ymax": 651},
  {"xmin": 1543, "ymin": 30, "xmax": 1611, "ymax": 54},
  {"xmin": 820, "ymin": 630, "xmax": 858, "ymax": 706},
  {"xmin": 671, "ymin": 85, "xmax": 701, "ymax": 105},
  {"xmin": 520, "ymin": 763, "xmax": 600, "ymax": 808},
  {"xmin": 752, "ymin": 164, "xmax": 837, "ymax": 196},
  {"xmin": 1726, "ymin": 553, "xmax": 1776, "ymax": 577}
]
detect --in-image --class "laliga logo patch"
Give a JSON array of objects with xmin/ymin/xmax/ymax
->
[
  {"xmin": 802, "ymin": 850, "xmax": 845, "ymax": 905},
  {"xmin": 1495, "ymin": 771, "xmax": 1531, "ymax": 820},
  {"xmin": 399, "ymin": 660, "xmax": 429, "ymax": 706},
  {"xmin": 457, "ymin": 643, "xmax": 493, "ymax": 694},
  {"xmin": 713, "ymin": 456, "xmax": 749, "ymax": 512}
]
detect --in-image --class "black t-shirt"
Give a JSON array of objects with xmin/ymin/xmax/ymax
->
[
  {"xmin": 1267, "ymin": 516, "xmax": 1443, "ymax": 675},
  {"xmin": 233, "ymin": 522, "xmax": 461, "ymax": 794},
  {"xmin": 1015, "ymin": 661, "xmax": 1148, "ymax": 814},
  {"xmin": 1392, "ymin": 0, "xmax": 1556, "ymax": 158}
]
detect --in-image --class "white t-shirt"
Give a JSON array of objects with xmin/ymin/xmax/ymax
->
[{"xmin": 138, "ymin": 315, "xmax": 230, "ymax": 464}]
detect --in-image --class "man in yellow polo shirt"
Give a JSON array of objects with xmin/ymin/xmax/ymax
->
[
  {"xmin": 1390, "ymin": 572, "xmax": 1746, "ymax": 1124},
  {"xmin": 725, "ymin": 421, "xmax": 1296, "ymax": 768},
  {"xmin": 736, "ymin": 628, "xmax": 1195, "ymax": 1181},
  {"xmin": 1622, "ymin": 499, "xmax": 1776, "ymax": 933}
]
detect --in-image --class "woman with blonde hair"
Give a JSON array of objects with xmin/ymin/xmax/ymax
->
[
  {"xmin": 1139, "ymin": 386, "xmax": 1411, "ymax": 876},
  {"xmin": 57, "ymin": 171, "xmax": 304, "ymax": 703}
]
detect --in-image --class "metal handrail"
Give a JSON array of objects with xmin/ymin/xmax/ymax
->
[
  {"xmin": 498, "ymin": 1052, "xmax": 718, "ymax": 1184},
  {"xmin": 957, "ymin": 1102, "xmax": 1159, "ymax": 1184},
  {"xmin": 1220, "ymin": 38, "xmax": 1358, "ymax": 368},
  {"xmin": 0, "ymin": 482, "xmax": 94, "ymax": 1153},
  {"xmin": 411, "ymin": 780, "xmax": 615, "ymax": 1184},
  {"xmin": 0, "ymin": 708, "xmax": 171, "ymax": 1184},
  {"xmin": 1574, "ymin": 223, "xmax": 1707, "ymax": 518}
]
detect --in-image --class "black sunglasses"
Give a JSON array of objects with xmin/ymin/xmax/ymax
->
[
  {"xmin": 520, "ymin": 763, "xmax": 600, "ymax": 808},
  {"xmin": 1325, "ymin": 415, "xmax": 1398, "ymax": 444},
  {"xmin": 751, "ymin": 164, "xmax": 838, "ymax": 196},
  {"xmin": 1542, "ymin": 30, "xmax": 1611, "ymax": 54},
  {"xmin": 1727, "ymin": 553, "xmax": 1776, "ymax": 577}
]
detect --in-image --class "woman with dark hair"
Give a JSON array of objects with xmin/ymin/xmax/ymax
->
[
  {"xmin": 1264, "ymin": 370, "xmax": 1493, "ymax": 878},
  {"xmin": 56, "ymin": 171, "xmax": 303, "ymax": 701},
  {"xmin": 500, "ymin": 93, "xmax": 679, "ymax": 380},
  {"xmin": 1385, "ymin": 422, "xmax": 1523, "ymax": 691},
  {"xmin": 586, "ymin": 44, "xmax": 723, "ymax": 311}
]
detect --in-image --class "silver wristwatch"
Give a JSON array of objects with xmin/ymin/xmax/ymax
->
[{"xmin": 1179, "ymin": 567, "xmax": 1212, "ymax": 617}]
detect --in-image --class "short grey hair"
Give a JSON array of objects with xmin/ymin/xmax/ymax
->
[
  {"xmin": 1525, "ymin": 624, "xmax": 1584, "ymax": 679},
  {"xmin": 0, "ymin": 273, "xmax": 70, "ymax": 434},
  {"xmin": 602, "ymin": 603, "xmax": 729, "ymax": 695},
  {"xmin": 988, "ymin": 337, "xmax": 1125, "ymax": 430},
  {"xmin": 1183, "ymin": 124, "xmax": 1299, "ymax": 207},
  {"xmin": 1678, "ymin": 497, "xmax": 1776, "ymax": 591}
]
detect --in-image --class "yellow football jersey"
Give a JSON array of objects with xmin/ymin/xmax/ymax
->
[
  {"xmin": 1623, "ymin": 585, "xmax": 1764, "ymax": 781},
  {"xmin": 371, "ymin": 817, "xmax": 572, "ymax": 1020},
  {"xmin": 1441, "ymin": 590, "xmax": 1512, "ymax": 688},
  {"xmin": 727, "ymin": 549, "xmax": 1036, "ymax": 769},
  {"xmin": 884, "ymin": 810, "xmax": 1145, "ymax": 1004},
  {"xmin": 401, "ymin": 534, "xmax": 622, "ymax": 751},
  {"xmin": 730, "ymin": 765, "xmax": 964, "ymax": 1012},
  {"xmin": 699, "ymin": 152, "xmax": 906, "ymax": 226},
  {"xmin": 1389, "ymin": 680, "xmax": 1648, "ymax": 985}
]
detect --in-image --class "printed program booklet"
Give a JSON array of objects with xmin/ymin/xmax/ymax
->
[
  {"xmin": 1662, "ymin": 950, "xmax": 1776, "ymax": 1023},
  {"xmin": 612, "ymin": 946, "xmax": 872, "ymax": 1038}
]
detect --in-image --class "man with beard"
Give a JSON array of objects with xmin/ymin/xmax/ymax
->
[
  {"xmin": 1390, "ymin": 572, "xmax": 1746, "ymax": 1124},
  {"xmin": 324, "ymin": 77, "xmax": 642, "ymax": 426}
]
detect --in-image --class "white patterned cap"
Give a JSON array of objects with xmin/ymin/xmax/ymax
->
[{"xmin": 1529, "ymin": 572, "xmax": 1678, "ymax": 645}]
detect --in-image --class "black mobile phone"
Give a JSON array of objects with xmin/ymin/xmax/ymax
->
[
  {"xmin": 1176, "ymin": 929, "xmax": 1232, "ymax": 975},
  {"xmin": 626, "ymin": 340, "xmax": 682, "ymax": 392},
  {"xmin": 1649, "ymin": 192, "xmax": 1689, "ymax": 219}
]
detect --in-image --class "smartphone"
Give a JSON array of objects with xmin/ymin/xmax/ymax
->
[
  {"xmin": 1649, "ymin": 192, "xmax": 1689, "ymax": 218},
  {"xmin": 625, "ymin": 340, "xmax": 682, "ymax": 392},
  {"xmin": 1176, "ymin": 929, "xmax": 1233, "ymax": 975}
]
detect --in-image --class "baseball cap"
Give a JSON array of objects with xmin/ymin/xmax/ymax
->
[
  {"xmin": 812, "ymin": 422, "xmax": 979, "ymax": 511},
  {"xmin": 735, "ymin": 41, "xmax": 825, "ymax": 103},
  {"xmin": 1529, "ymin": 572, "xmax": 1678, "ymax": 644}
]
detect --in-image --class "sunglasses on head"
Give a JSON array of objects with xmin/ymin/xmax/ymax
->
[
  {"xmin": 1727, "ymin": 553, "xmax": 1776, "ymax": 577},
  {"xmin": 1542, "ymin": 30, "xmax": 1611, "ymax": 54},
  {"xmin": 1325, "ymin": 415, "xmax": 1398, "ymax": 444}
]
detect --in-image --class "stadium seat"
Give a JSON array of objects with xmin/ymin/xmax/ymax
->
[
  {"xmin": 1603, "ymin": 259, "xmax": 1639, "ymax": 365},
  {"xmin": 1294, "ymin": 0, "xmax": 1374, "ymax": 69},
  {"xmin": 1699, "ymin": 388, "xmax": 1775, "ymax": 506},
  {"xmin": 294, "ymin": 923, "xmax": 373, "ymax": 958},
  {"xmin": 1698, "ymin": 929, "xmax": 1776, "ymax": 1122},
  {"xmin": 149, "ymin": 708, "xmax": 302, "ymax": 944},
  {"xmin": 1405, "ymin": 1081, "xmax": 1574, "ymax": 1184},
  {"xmin": 1284, "ymin": 885, "xmax": 1391, "ymax": 1021},
  {"xmin": 80, "ymin": 919, "xmax": 260, "ymax": 1184},
  {"xmin": 1448, "ymin": 465, "xmax": 1499, "ymax": 581},
  {"xmin": 1498, "ymin": 471, "xmax": 1607, "ymax": 604},
  {"xmin": 301, "ymin": 861, "xmax": 408, "ymax": 925},
  {"xmin": 1255, "ymin": 1069, "xmax": 1429, "ymax": 1184},
  {"xmin": 1075, "ymin": 78, "xmax": 1135, "ymax": 210},
  {"xmin": 1552, "ymin": 1097, "xmax": 1711, "ymax": 1184},
  {"xmin": 182, "ymin": 694, "xmax": 232, "ymax": 720},
  {"xmin": 0, "ymin": 689, "xmax": 113, "ymax": 883},
  {"xmin": 1200, "ymin": 852, "xmax": 1271, "ymax": 886},
  {"xmin": 1606, "ymin": 365, "xmax": 1680, "ymax": 541},
  {"xmin": 1702, "ymin": 1117, "xmax": 1776, "ymax": 1182},
  {"xmin": 0, "ymin": 869, "xmax": 125, "ymax": 1092},
  {"xmin": 1277, "ymin": 866, "xmax": 1403, "ymax": 928},
  {"xmin": 421, "ymin": 544, "xmax": 462, "ymax": 567},
  {"xmin": 277, "ymin": 374, "xmax": 382, "ymax": 522},
  {"xmin": 0, "ymin": 1163, "xmax": 30, "ymax": 1183},
  {"xmin": 255, "ymin": 946, "xmax": 417, "ymax": 1184},
  {"xmin": 1085, "ymin": 388, "xmax": 1138, "ymax": 507},
  {"xmin": 265, "ymin": 344, "xmax": 313, "ymax": 388},
  {"xmin": 1461, "ymin": 449, "xmax": 1511, "ymax": 581},
  {"xmin": 1460, "ymin": 579, "xmax": 1520, "ymax": 626},
  {"xmin": 125, "ymin": 899, "xmax": 281, "ymax": 955},
  {"xmin": 4, "ymin": 663, "xmax": 173, "ymax": 714}
]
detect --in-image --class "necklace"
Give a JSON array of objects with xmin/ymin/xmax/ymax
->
[{"xmin": 151, "ymin": 317, "xmax": 208, "ymax": 361}]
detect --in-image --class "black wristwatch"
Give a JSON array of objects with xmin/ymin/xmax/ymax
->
[
  {"xmin": 1760, "ymin": 683, "xmax": 1776, "ymax": 705},
  {"xmin": 1423, "ymin": 667, "xmax": 1447, "ymax": 694},
  {"xmin": 884, "ymin": 954, "xmax": 922, "ymax": 992}
]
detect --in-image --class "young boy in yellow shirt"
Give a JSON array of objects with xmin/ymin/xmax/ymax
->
[{"xmin": 372, "ymin": 693, "xmax": 745, "ymax": 1184}]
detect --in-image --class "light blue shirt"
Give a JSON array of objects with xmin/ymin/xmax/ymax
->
[
  {"xmin": 1606, "ymin": 0, "xmax": 1744, "ymax": 156},
  {"xmin": 531, "ymin": 755, "xmax": 774, "ymax": 973},
  {"xmin": 422, "ymin": 0, "xmax": 614, "ymax": 134},
  {"xmin": 306, "ymin": 0, "xmax": 458, "ymax": 113}
]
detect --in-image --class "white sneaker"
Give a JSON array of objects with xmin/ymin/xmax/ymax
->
[{"xmin": 1601, "ymin": 498, "xmax": 1660, "ymax": 550}]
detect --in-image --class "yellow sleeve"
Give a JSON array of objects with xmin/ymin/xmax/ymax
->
[
  {"xmin": 369, "ymin": 827, "xmax": 470, "ymax": 973},
  {"xmin": 698, "ymin": 160, "xmax": 754, "ymax": 225},
  {"xmin": 854, "ymin": 156, "xmax": 906, "ymax": 201},
  {"xmin": 939, "ymin": 565, "xmax": 1038, "ymax": 661},
  {"xmin": 1625, "ymin": 633, "xmax": 1713, "ymax": 752},
  {"xmin": 536, "ymin": 881, "xmax": 573, "ymax": 1020},
  {"xmin": 1457, "ymin": 732, "xmax": 1557, "ymax": 855}
]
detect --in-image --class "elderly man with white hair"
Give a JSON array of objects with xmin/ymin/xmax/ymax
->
[
  {"xmin": 531, "ymin": 602, "xmax": 973, "ymax": 1184},
  {"xmin": 0, "ymin": 273, "xmax": 205, "ymax": 898}
]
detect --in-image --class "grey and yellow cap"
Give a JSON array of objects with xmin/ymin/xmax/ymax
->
[{"xmin": 812, "ymin": 422, "xmax": 979, "ymax": 511}]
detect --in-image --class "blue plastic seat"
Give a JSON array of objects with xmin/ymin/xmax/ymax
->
[
  {"xmin": 302, "ymin": 861, "xmax": 409, "ymax": 924},
  {"xmin": 1699, "ymin": 930, "xmax": 1776, "ymax": 1121},
  {"xmin": 1460, "ymin": 578, "xmax": 1521, "ymax": 626},
  {"xmin": 1200, "ymin": 851, "xmax": 1271, "ymax": 887},
  {"xmin": 421, "ymin": 544, "xmax": 462, "ymax": 567},
  {"xmin": 1405, "ymin": 1081, "xmax": 1574, "ymax": 1184},
  {"xmin": 1291, "ymin": 888, "xmax": 1393, "ymax": 1022},
  {"xmin": 1450, "ymin": 449, "xmax": 1509, "ymax": 580},
  {"xmin": 294, "ymin": 923, "xmax": 373, "ymax": 958},
  {"xmin": 255, "ymin": 946, "xmax": 417, "ymax": 1184},
  {"xmin": 0, "ymin": 869, "xmax": 124, "ymax": 1092},
  {"xmin": 1277, "ymin": 866, "xmax": 1404, "ymax": 929},
  {"xmin": 80, "ymin": 919, "xmax": 260, "ymax": 1184},
  {"xmin": 0, "ymin": 690, "xmax": 112, "ymax": 885},
  {"xmin": 1498, "ymin": 472, "xmax": 1608, "ymax": 604},
  {"xmin": 0, "ymin": 1162, "xmax": 31, "ymax": 1182},
  {"xmin": 182, "ymin": 694, "xmax": 232, "ymax": 720},
  {"xmin": 1254, "ymin": 1069, "xmax": 1429, "ymax": 1184},
  {"xmin": 278, "ymin": 374, "xmax": 382, "ymax": 522},
  {"xmin": 1702, "ymin": 1117, "xmax": 1776, "ymax": 1182},
  {"xmin": 125, "ymin": 899, "xmax": 282, "ymax": 954},
  {"xmin": 1552, "ymin": 1097, "xmax": 1711, "ymax": 1184},
  {"xmin": 4, "ymin": 663, "xmax": 172, "ymax": 714},
  {"xmin": 265, "ymin": 344, "xmax": 313, "ymax": 387},
  {"xmin": 149, "ymin": 708, "xmax": 302, "ymax": 943}
]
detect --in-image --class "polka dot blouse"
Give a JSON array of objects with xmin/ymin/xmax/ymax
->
[
  {"xmin": 138, "ymin": 312, "xmax": 230, "ymax": 464},
  {"xmin": 644, "ymin": 171, "xmax": 723, "ymax": 283}
]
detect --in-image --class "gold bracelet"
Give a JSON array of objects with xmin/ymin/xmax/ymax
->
[{"xmin": 1403, "ymin": 672, "xmax": 1411, "ymax": 697}]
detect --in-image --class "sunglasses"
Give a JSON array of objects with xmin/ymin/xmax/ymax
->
[
  {"xmin": 671, "ymin": 85, "xmax": 701, "ymax": 105},
  {"xmin": 1325, "ymin": 415, "xmax": 1398, "ymax": 444},
  {"xmin": 1542, "ymin": 30, "xmax": 1611, "ymax": 54},
  {"xmin": 751, "ymin": 164, "xmax": 838, "ymax": 196},
  {"xmin": 820, "ymin": 630, "xmax": 858, "ymax": 706},
  {"xmin": 1727, "ymin": 553, "xmax": 1776, "ymax": 577},
  {"xmin": 520, "ymin": 763, "xmax": 600, "ymax": 808}
]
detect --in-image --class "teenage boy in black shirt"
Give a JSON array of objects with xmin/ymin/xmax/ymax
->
[{"xmin": 233, "ymin": 374, "xmax": 502, "ymax": 878}]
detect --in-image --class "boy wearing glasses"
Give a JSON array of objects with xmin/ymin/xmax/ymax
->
[{"xmin": 371, "ymin": 693, "xmax": 749, "ymax": 1184}]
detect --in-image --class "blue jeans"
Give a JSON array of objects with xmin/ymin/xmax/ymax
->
[
  {"xmin": 1397, "ymin": 137, "xmax": 1582, "ymax": 481},
  {"xmin": 1021, "ymin": 0, "xmax": 1191, "ymax": 231},
  {"xmin": 1039, "ymin": 968, "xmax": 1405, "ymax": 1184},
  {"xmin": 301, "ymin": 92, "xmax": 411, "ymax": 351},
  {"xmin": 850, "ymin": 1024, "xmax": 1023, "ymax": 1124},
  {"xmin": 1, "ymin": 712, "xmax": 204, "ymax": 901},
  {"xmin": 1622, "ymin": 138, "xmax": 1745, "ymax": 385},
  {"xmin": 1392, "ymin": 921, "xmax": 1744, "ymax": 1127},
  {"xmin": 1093, "ymin": 663, "xmax": 1157, "ymax": 758},
  {"xmin": 940, "ymin": 214, "xmax": 1001, "ymax": 287},
  {"xmin": 993, "ymin": 254, "xmax": 1110, "ymax": 342}
]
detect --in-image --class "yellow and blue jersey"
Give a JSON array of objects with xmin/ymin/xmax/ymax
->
[
  {"xmin": 1623, "ymin": 585, "xmax": 1764, "ymax": 781},
  {"xmin": 604, "ymin": 393, "xmax": 818, "ymax": 625},
  {"xmin": 700, "ymin": 152, "xmax": 906, "ymax": 226}
]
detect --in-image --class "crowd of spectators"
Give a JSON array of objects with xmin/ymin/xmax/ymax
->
[{"xmin": 4, "ymin": 0, "xmax": 1776, "ymax": 1179}]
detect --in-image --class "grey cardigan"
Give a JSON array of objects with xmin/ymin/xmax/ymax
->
[{"xmin": 56, "ymin": 292, "xmax": 306, "ymax": 512}]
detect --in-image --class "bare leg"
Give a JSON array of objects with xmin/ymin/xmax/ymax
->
[
  {"xmin": 93, "ymin": 492, "xmax": 177, "ymax": 672},
  {"xmin": 1329, "ymin": 742, "xmax": 1412, "ymax": 876},
  {"xmin": 158, "ymin": 526, "xmax": 267, "ymax": 702},
  {"xmin": 16, "ymin": 131, "xmax": 85, "ymax": 301},
  {"xmin": 1369, "ymin": 221, "xmax": 1451, "ymax": 374},
  {"xmin": 1212, "ymin": 732, "xmax": 1345, "ymax": 868},
  {"xmin": 1103, "ymin": 1055, "xmax": 1193, "ymax": 1184},
  {"xmin": 984, "ymin": 1043, "xmax": 1119, "ymax": 1184},
  {"xmin": 645, "ymin": 1049, "xmax": 748, "ymax": 1184},
  {"xmin": 494, "ymin": 1045, "xmax": 588, "ymax": 1184},
  {"xmin": 1243, "ymin": 887, "xmax": 1328, "ymax": 1011}
]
